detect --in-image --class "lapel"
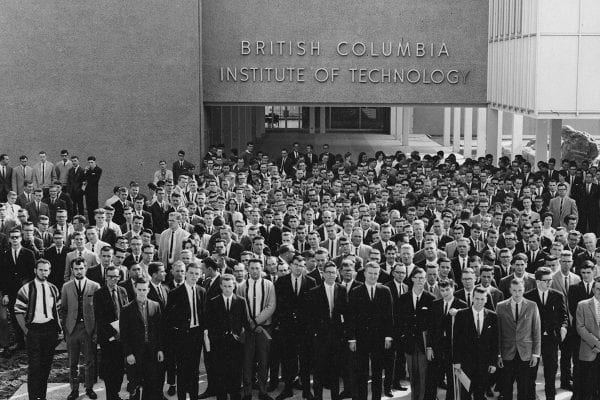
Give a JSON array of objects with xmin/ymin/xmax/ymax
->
[
  {"xmin": 503, "ymin": 301, "xmax": 517, "ymax": 329},
  {"xmin": 588, "ymin": 300, "xmax": 599, "ymax": 327}
]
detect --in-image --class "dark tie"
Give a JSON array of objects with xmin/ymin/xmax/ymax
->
[
  {"xmin": 444, "ymin": 302, "xmax": 449, "ymax": 316},
  {"xmin": 226, "ymin": 297, "xmax": 230, "ymax": 312},
  {"xmin": 42, "ymin": 283, "xmax": 48, "ymax": 318},
  {"xmin": 542, "ymin": 292, "xmax": 546, "ymax": 306},
  {"xmin": 252, "ymin": 280, "xmax": 257, "ymax": 318},
  {"xmin": 564, "ymin": 276, "xmax": 569, "ymax": 296},
  {"xmin": 370, "ymin": 286, "xmax": 374, "ymax": 301},
  {"xmin": 168, "ymin": 230, "xmax": 175, "ymax": 260},
  {"xmin": 476, "ymin": 313, "xmax": 481, "ymax": 335},
  {"xmin": 515, "ymin": 302, "xmax": 519, "ymax": 323},
  {"xmin": 192, "ymin": 287, "xmax": 198, "ymax": 326},
  {"xmin": 112, "ymin": 289, "xmax": 120, "ymax": 318},
  {"xmin": 157, "ymin": 285, "xmax": 164, "ymax": 303},
  {"xmin": 294, "ymin": 278, "xmax": 298, "ymax": 296},
  {"xmin": 466, "ymin": 293, "xmax": 471, "ymax": 307}
]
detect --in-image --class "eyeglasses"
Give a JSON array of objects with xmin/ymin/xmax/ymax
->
[
  {"xmin": 540, "ymin": 279, "xmax": 552, "ymax": 283},
  {"xmin": 9, "ymin": 236, "xmax": 20, "ymax": 240},
  {"xmin": 106, "ymin": 275, "xmax": 120, "ymax": 279}
]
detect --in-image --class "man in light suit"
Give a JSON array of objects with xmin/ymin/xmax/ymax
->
[
  {"xmin": 551, "ymin": 249, "xmax": 581, "ymax": 389},
  {"xmin": 60, "ymin": 257, "xmax": 101, "ymax": 400},
  {"xmin": 236, "ymin": 258, "xmax": 276, "ymax": 400},
  {"xmin": 350, "ymin": 229, "xmax": 373, "ymax": 261},
  {"xmin": 576, "ymin": 276, "xmax": 600, "ymax": 400},
  {"xmin": 32, "ymin": 151, "xmax": 56, "ymax": 196},
  {"xmin": 498, "ymin": 254, "xmax": 536, "ymax": 299},
  {"xmin": 497, "ymin": 279, "xmax": 541, "ymax": 400},
  {"xmin": 549, "ymin": 183, "xmax": 578, "ymax": 228},
  {"xmin": 12, "ymin": 155, "xmax": 34, "ymax": 196},
  {"xmin": 158, "ymin": 212, "xmax": 190, "ymax": 271}
]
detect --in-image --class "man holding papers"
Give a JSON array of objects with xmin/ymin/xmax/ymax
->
[{"xmin": 453, "ymin": 287, "xmax": 498, "ymax": 400}]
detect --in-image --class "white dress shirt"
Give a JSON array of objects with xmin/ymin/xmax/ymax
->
[{"xmin": 32, "ymin": 279, "xmax": 54, "ymax": 324}]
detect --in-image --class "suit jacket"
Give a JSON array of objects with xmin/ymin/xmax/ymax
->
[
  {"xmin": 524, "ymin": 249, "xmax": 548, "ymax": 273},
  {"xmin": 148, "ymin": 282, "xmax": 170, "ymax": 310},
  {"xmin": 44, "ymin": 244, "xmax": 69, "ymax": 290},
  {"xmin": 60, "ymin": 278, "xmax": 101, "ymax": 335},
  {"xmin": 1, "ymin": 247, "xmax": 36, "ymax": 296},
  {"xmin": 110, "ymin": 200, "xmax": 133, "ymax": 226},
  {"xmin": 236, "ymin": 278, "xmax": 276, "ymax": 327},
  {"xmin": 226, "ymin": 241, "xmax": 244, "ymax": 262},
  {"xmin": 274, "ymin": 273, "xmax": 316, "ymax": 333},
  {"xmin": 164, "ymin": 283, "xmax": 207, "ymax": 333},
  {"xmin": 453, "ymin": 308, "xmax": 498, "ymax": 367},
  {"xmin": 172, "ymin": 160, "xmax": 195, "ymax": 182},
  {"xmin": 120, "ymin": 299, "xmax": 163, "ymax": 357},
  {"xmin": 149, "ymin": 202, "xmax": 170, "ymax": 235},
  {"xmin": 576, "ymin": 298, "xmax": 600, "ymax": 361},
  {"xmin": 551, "ymin": 272, "xmax": 582, "ymax": 313},
  {"xmin": 0, "ymin": 219, "xmax": 18, "ymax": 236},
  {"xmin": 206, "ymin": 294, "xmax": 248, "ymax": 343},
  {"xmin": 350, "ymin": 243, "xmax": 373, "ymax": 261},
  {"xmin": 385, "ymin": 280, "xmax": 408, "ymax": 336},
  {"xmin": 16, "ymin": 193, "xmax": 33, "ymax": 208},
  {"xmin": 307, "ymin": 268, "xmax": 323, "ymax": 286},
  {"xmin": 66, "ymin": 166, "xmax": 86, "ymax": 198},
  {"xmin": 548, "ymin": 196, "xmax": 578, "ymax": 228},
  {"xmin": 478, "ymin": 285, "xmax": 505, "ymax": 310},
  {"xmin": 576, "ymin": 182, "xmax": 600, "ymax": 214},
  {"xmin": 12, "ymin": 165, "xmax": 33, "ymax": 195},
  {"xmin": 499, "ymin": 274, "xmax": 536, "ymax": 299},
  {"xmin": 456, "ymin": 288, "xmax": 494, "ymax": 311},
  {"xmin": 93, "ymin": 285, "xmax": 129, "ymax": 345},
  {"xmin": 87, "ymin": 264, "xmax": 108, "ymax": 286},
  {"xmin": 568, "ymin": 281, "xmax": 595, "ymax": 328},
  {"xmin": 158, "ymin": 227, "xmax": 190, "ymax": 265},
  {"xmin": 307, "ymin": 283, "xmax": 346, "ymax": 339},
  {"xmin": 32, "ymin": 161, "xmax": 56, "ymax": 189},
  {"xmin": 203, "ymin": 274, "xmax": 223, "ymax": 301},
  {"xmin": 44, "ymin": 198, "xmax": 67, "ymax": 225},
  {"xmin": 119, "ymin": 279, "xmax": 137, "ymax": 302},
  {"xmin": 524, "ymin": 288, "xmax": 568, "ymax": 340},
  {"xmin": 496, "ymin": 298, "xmax": 541, "ymax": 361},
  {"xmin": 83, "ymin": 166, "xmax": 102, "ymax": 195},
  {"xmin": 346, "ymin": 284, "xmax": 394, "ymax": 344},
  {"xmin": 0, "ymin": 166, "xmax": 12, "ymax": 198},
  {"xmin": 25, "ymin": 201, "xmax": 50, "ymax": 225},
  {"xmin": 430, "ymin": 297, "xmax": 467, "ymax": 352},
  {"xmin": 397, "ymin": 290, "xmax": 436, "ymax": 353}
]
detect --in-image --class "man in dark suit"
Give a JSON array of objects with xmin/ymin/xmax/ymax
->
[
  {"xmin": 0, "ymin": 154, "xmax": 13, "ymax": 202},
  {"xmin": 66, "ymin": 156, "xmax": 86, "ymax": 216},
  {"xmin": 45, "ymin": 231, "xmax": 69, "ymax": 290},
  {"xmin": 121, "ymin": 277, "xmax": 164, "ymax": 400},
  {"xmin": 397, "ymin": 267, "xmax": 435, "ymax": 400},
  {"xmin": 172, "ymin": 150, "xmax": 195, "ymax": 182},
  {"xmin": 276, "ymin": 149, "xmax": 295, "ymax": 177},
  {"xmin": 83, "ymin": 156, "xmax": 102, "ymax": 223},
  {"xmin": 307, "ymin": 262, "xmax": 345, "ymax": 400},
  {"xmin": 383, "ymin": 264, "xmax": 409, "ymax": 393},
  {"xmin": 274, "ymin": 254, "xmax": 316, "ymax": 400},
  {"xmin": 110, "ymin": 188, "xmax": 132, "ymax": 226},
  {"xmin": 2, "ymin": 229, "xmax": 37, "ymax": 349},
  {"xmin": 149, "ymin": 187, "xmax": 170, "ymax": 239},
  {"xmin": 120, "ymin": 264, "xmax": 145, "ymax": 302},
  {"xmin": 94, "ymin": 266, "xmax": 129, "ymax": 400},
  {"xmin": 147, "ymin": 262, "xmax": 169, "ymax": 311},
  {"xmin": 525, "ymin": 234, "xmax": 548, "ymax": 273},
  {"xmin": 164, "ymin": 262, "xmax": 206, "ymax": 400},
  {"xmin": 427, "ymin": 279, "xmax": 467, "ymax": 400},
  {"xmin": 346, "ymin": 262, "xmax": 393, "ymax": 400},
  {"xmin": 206, "ymin": 274, "xmax": 248, "ymax": 400},
  {"xmin": 200, "ymin": 258, "xmax": 223, "ymax": 398},
  {"xmin": 25, "ymin": 189, "xmax": 49, "ymax": 225},
  {"xmin": 576, "ymin": 172, "xmax": 600, "ymax": 234},
  {"xmin": 524, "ymin": 267, "xmax": 568, "ymax": 400},
  {"xmin": 568, "ymin": 260, "xmax": 596, "ymax": 399},
  {"xmin": 86, "ymin": 246, "xmax": 115, "ymax": 286},
  {"xmin": 45, "ymin": 186, "xmax": 67, "ymax": 225},
  {"xmin": 452, "ymin": 287, "xmax": 498, "ymax": 400}
]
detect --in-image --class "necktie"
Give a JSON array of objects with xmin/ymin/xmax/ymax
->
[
  {"xmin": 476, "ymin": 312, "xmax": 481, "ymax": 335},
  {"xmin": 41, "ymin": 163, "xmax": 45, "ymax": 185},
  {"xmin": 41, "ymin": 283, "xmax": 48, "ymax": 318},
  {"xmin": 294, "ymin": 277, "xmax": 299, "ymax": 295},
  {"xmin": 542, "ymin": 292, "xmax": 546, "ymax": 306},
  {"xmin": 91, "ymin": 243, "xmax": 95, "ymax": 252},
  {"xmin": 252, "ymin": 280, "xmax": 257, "ymax": 318},
  {"xmin": 157, "ymin": 285, "xmax": 164, "ymax": 302},
  {"xmin": 560, "ymin": 198, "xmax": 564, "ymax": 214},
  {"xmin": 587, "ymin": 283, "xmax": 591, "ymax": 297},
  {"xmin": 444, "ymin": 302, "xmax": 449, "ymax": 315},
  {"xmin": 168, "ymin": 230, "xmax": 175, "ymax": 260},
  {"xmin": 226, "ymin": 297, "xmax": 230, "ymax": 312},
  {"xmin": 466, "ymin": 293, "xmax": 471, "ymax": 307},
  {"xmin": 515, "ymin": 302, "xmax": 519, "ymax": 323},
  {"xmin": 192, "ymin": 287, "xmax": 198, "ymax": 326},
  {"xmin": 112, "ymin": 289, "xmax": 120, "ymax": 318},
  {"xmin": 370, "ymin": 286, "xmax": 374, "ymax": 301},
  {"xmin": 564, "ymin": 276, "xmax": 569, "ymax": 295}
]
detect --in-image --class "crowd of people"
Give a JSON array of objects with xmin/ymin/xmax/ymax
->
[{"xmin": 2, "ymin": 141, "xmax": 600, "ymax": 400}]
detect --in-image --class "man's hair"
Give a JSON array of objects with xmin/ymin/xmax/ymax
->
[
  {"xmin": 148, "ymin": 262, "xmax": 165, "ymax": 276},
  {"xmin": 534, "ymin": 267, "xmax": 552, "ymax": 280}
]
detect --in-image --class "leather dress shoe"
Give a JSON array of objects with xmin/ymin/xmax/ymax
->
[
  {"xmin": 259, "ymin": 394, "xmax": 274, "ymax": 400},
  {"xmin": 275, "ymin": 389, "xmax": 294, "ymax": 400},
  {"xmin": 167, "ymin": 385, "xmax": 177, "ymax": 396},
  {"xmin": 392, "ymin": 383, "xmax": 407, "ymax": 391},
  {"xmin": 86, "ymin": 389, "xmax": 98, "ymax": 399},
  {"xmin": 338, "ymin": 390, "xmax": 352, "ymax": 399},
  {"xmin": 383, "ymin": 389, "xmax": 393, "ymax": 397},
  {"xmin": 67, "ymin": 390, "xmax": 79, "ymax": 400}
]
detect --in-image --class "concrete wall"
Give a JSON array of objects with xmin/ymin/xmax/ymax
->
[
  {"xmin": 205, "ymin": 106, "xmax": 260, "ymax": 153},
  {"xmin": 414, "ymin": 107, "xmax": 444, "ymax": 137},
  {"xmin": 0, "ymin": 1, "xmax": 200, "ymax": 201}
]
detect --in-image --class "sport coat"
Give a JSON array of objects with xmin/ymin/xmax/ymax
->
[
  {"xmin": 346, "ymin": 283, "xmax": 394, "ymax": 343},
  {"xmin": 477, "ymin": 285, "xmax": 505, "ymax": 310},
  {"xmin": 66, "ymin": 165, "xmax": 86, "ymax": 198},
  {"xmin": 274, "ymin": 273, "xmax": 316, "ymax": 333},
  {"xmin": 119, "ymin": 279, "xmax": 137, "ymax": 302},
  {"xmin": 60, "ymin": 278, "xmax": 101, "ymax": 335},
  {"xmin": 32, "ymin": 161, "xmax": 56, "ymax": 189},
  {"xmin": 148, "ymin": 282, "xmax": 170, "ymax": 310},
  {"xmin": 12, "ymin": 165, "xmax": 33, "ymax": 195},
  {"xmin": 548, "ymin": 196, "xmax": 578, "ymax": 228},
  {"xmin": 149, "ymin": 202, "xmax": 170, "ymax": 235},
  {"xmin": 203, "ymin": 274, "xmax": 223, "ymax": 301},
  {"xmin": 453, "ymin": 307, "xmax": 498, "ymax": 368},
  {"xmin": 397, "ymin": 290, "xmax": 435, "ymax": 353},
  {"xmin": 93, "ymin": 285, "xmax": 129, "ymax": 345},
  {"xmin": 496, "ymin": 298, "xmax": 541, "ymax": 361},
  {"xmin": 524, "ymin": 288, "xmax": 568, "ymax": 340},
  {"xmin": 45, "ymin": 198, "xmax": 67, "ymax": 225},
  {"xmin": 120, "ymin": 299, "xmax": 163, "ymax": 358},
  {"xmin": 157, "ymin": 227, "xmax": 190, "ymax": 265},
  {"xmin": 236, "ymin": 278, "xmax": 276, "ymax": 327},
  {"xmin": 25, "ymin": 201, "xmax": 50, "ymax": 225},
  {"xmin": 164, "ymin": 283, "xmax": 207, "ymax": 332},
  {"xmin": 568, "ymin": 281, "xmax": 595, "ymax": 326},
  {"xmin": 576, "ymin": 297, "xmax": 600, "ymax": 361},
  {"xmin": 306, "ymin": 283, "xmax": 346, "ymax": 339},
  {"xmin": 206, "ymin": 294, "xmax": 248, "ymax": 342},
  {"xmin": 430, "ymin": 297, "xmax": 467, "ymax": 351},
  {"xmin": 456, "ymin": 288, "xmax": 495, "ymax": 311},
  {"xmin": 110, "ymin": 200, "xmax": 133, "ymax": 226}
]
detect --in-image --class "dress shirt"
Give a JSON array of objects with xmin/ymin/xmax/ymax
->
[
  {"xmin": 365, "ymin": 283, "xmax": 376, "ymax": 300},
  {"xmin": 152, "ymin": 283, "xmax": 165, "ymax": 302},
  {"xmin": 464, "ymin": 289, "xmax": 474, "ymax": 307},
  {"xmin": 32, "ymin": 279, "xmax": 54, "ymax": 323},
  {"xmin": 136, "ymin": 300, "xmax": 149, "ymax": 342},
  {"xmin": 584, "ymin": 281, "xmax": 593, "ymax": 296},
  {"xmin": 412, "ymin": 290, "xmax": 423, "ymax": 309},
  {"xmin": 538, "ymin": 289, "xmax": 548, "ymax": 306},
  {"xmin": 324, "ymin": 282, "xmax": 335, "ymax": 316},
  {"xmin": 511, "ymin": 298, "xmax": 523, "ymax": 320},
  {"xmin": 223, "ymin": 294, "xmax": 233, "ymax": 311},
  {"xmin": 472, "ymin": 307, "xmax": 484, "ymax": 335},
  {"xmin": 394, "ymin": 280, "xmax": 404, "ymax": 296},
  {"xmin": 443, "ymin": 299, "xmax": 452, "ymax": 315},
  {"xmin": 342, "ymin": 280, "xmax": 354, "ymax": 294},
  {"xmin": 185, "ymin": 282, "xmax": 199, "ymax": 328}
]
